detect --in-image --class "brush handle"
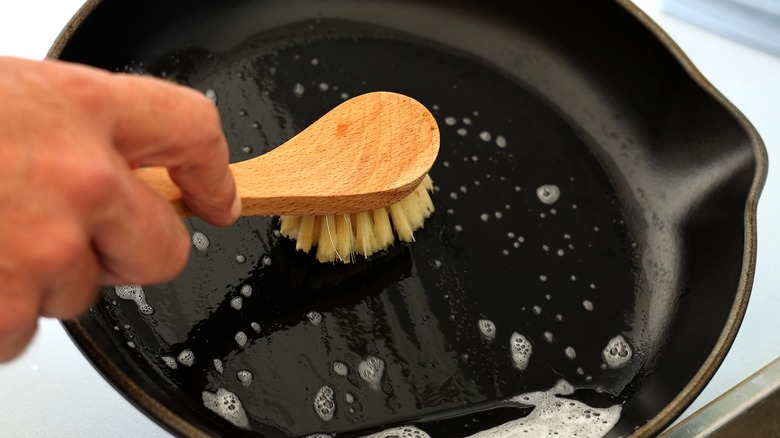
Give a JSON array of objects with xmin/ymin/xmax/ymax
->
[{"xmin": 134, "ymin": 92, "xmax": 439, "ymax": 217}]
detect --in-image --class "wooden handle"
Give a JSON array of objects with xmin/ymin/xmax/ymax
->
[{"xmin": 135, "ymin": 92, "xmax": 439, "ymax": 217}]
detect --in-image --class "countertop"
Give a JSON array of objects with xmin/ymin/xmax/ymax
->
[{"xmin": 1, "ymin": 1, "xmax": 778, "ymax": 436}]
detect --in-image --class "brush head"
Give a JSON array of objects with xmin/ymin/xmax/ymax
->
[{"xmin": 280, "ymin": 175, "xmax": 434, "ymax": 263}]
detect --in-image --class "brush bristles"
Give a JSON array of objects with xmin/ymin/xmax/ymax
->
[{"xmin": 279, "ymin": 174, "xmax": 435, "ymax": 263}]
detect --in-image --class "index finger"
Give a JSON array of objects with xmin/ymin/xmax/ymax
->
[
  {"xmin": 113, "ymin": 75, "xmax": 240, "ymax": 226},
  {"xmin": 54, "ymin": 62, "xmax": 242, "ymax": 227}
]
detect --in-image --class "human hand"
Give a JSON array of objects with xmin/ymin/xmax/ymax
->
[{"xmin": 0, "ymin": 57, "xmax": 240, "ymax": 362}]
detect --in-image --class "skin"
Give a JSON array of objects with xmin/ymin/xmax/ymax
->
[{"xmin": 0, "ymin": 57, "xmax": 241, "ymax": 362}]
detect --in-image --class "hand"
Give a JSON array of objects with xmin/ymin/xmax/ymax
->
[{"xmin": 0, "ymin": 57, "xmax": 240, "ymax": 362}]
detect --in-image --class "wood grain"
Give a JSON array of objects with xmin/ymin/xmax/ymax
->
[{"xmin": 134, "ymin": 91, "xmax": 440, "ymax": 216}]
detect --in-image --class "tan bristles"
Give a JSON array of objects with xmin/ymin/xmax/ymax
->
[{"xmin": 279, "ymin": 174, "xmax": 435, "ymax": 263}]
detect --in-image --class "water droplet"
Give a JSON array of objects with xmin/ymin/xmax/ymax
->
[
  {"xmin": 192, "ymin": 232, "xmax": 209, "ymax": 251},
  {"xmin": 479, "ymin": 131, "xmax": 492, "ymax": 142},
  {"xmin": 213, "ymin": 358, "xmax": 223, "ymax": 374},
  {"xmin": 235, "ymin": 254, "xmax": 246, "ymax": 263},
  {"xmin": 480, "ymin": 213, "xmax": 490, "ymax": 222},
  {"xmin": 205, "ymin": 88, "xmax": 217, "ymax": 104},
  {"xmin": 237, "ymin": 369, "xmax": 253, "ymax": 387},
  {"xmin": 240, "ymin": 284, "xmax": 252, "ymax": 297},
  {"xmin": 250, "ymin": 322, "xmax": 261, "ymax": 333},
  {"xmin": 202, "ymin": 387, "xmax": 249, "ymax": 429},
  {"xmin": 177, "ymin": 349, "xmax": 195, "ymax": 367},
  {"xmin": 602, "ymin": 335, "xmax": 632, "ymax": 368},
  {"xmin": 536, "ymin": 185, "xmax": 561, "ymax": 205},
  {"xmin": 162, "ymin": 356, "xmax": 177, "ymax": 369},
  {"xmin": 235, "ymin": 331, "xmax": 248, "ymax": 347},
  {"xmin": 564, "ymin": 346, "xmax": 577, "ymax": 359},
  {"xmin": 496, "ymin": 135, "xmax": 507, "ymax": 148},
  {"xmin": 444, "ymin": 116, "xmax": 457, "ymax": 126},
  {"xmin": 307, "ymin": 311, "xmax": 323, "ymax": 326},
  {"xmin": 583, "ymin": 300, "xmax": 594, "ymax": 311},
  {"xmin": 478, "ymin": 319, "xmax": 496, "ymax": 341},
  {"xmin": 314, "ymin": 385, "xmax": 336, "ymax": 421},
  {"xmin": 510, "ymin": 332, "xmax": 532, "ymax": 371},
  {"xmin": 318, "ymin": 82, "xmax": 329, "ymax": 91},
  {"xmin": 358, "ymin": 356, "xmax": 385, "ymax": 390},
  {"xmin": 230, "ymin": 296, "xmax": 243, "ymax": 310},
  {"xmin": 457, "ymin": 128, "xmax": 468, "ymax": 136},
  {"xmin": 333, "ymin": 362, "xmax": 348, "ymax": 376},
  {"xmin": 293, "ymin": 83, "xmax": 305, "ymax": 97}
]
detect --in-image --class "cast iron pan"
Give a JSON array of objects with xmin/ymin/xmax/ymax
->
[{"xmin": 49, "ymin": 0, "xmax": 766, "ymax": 437}]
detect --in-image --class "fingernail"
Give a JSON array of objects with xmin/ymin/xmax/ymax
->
[{"xmin": 231, "ymin": 192, "xmax": 243, "ymax": 221}]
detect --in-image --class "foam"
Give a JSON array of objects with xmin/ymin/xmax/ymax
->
[
  {"xmin": 293, "ymin": 83, "xmax": 305, "ymax": 97},
  {"xmin": 114, "ymin": 285, "xmax": 155, "ymax": 315},
  {"xmin": 237, "ymin": 370, "xmax": 253, "ymax": 387},
  {"xmin": 307, "ymin": 311, "xmax": 323, "ymax": 326},
  {"xmin": 602, "ymin": 335, "xmax": 632, "ymax": 369},
  {"xmin": 192, "ymin": 232, "xmax": 210, "ymax": 251},
  {"xmin": 536, "ymin": 185, "xmax": 561, "ymax": 205},
  {"xmin": 510, "ymin": 332, "xmax": 532, "ymax": 371},
  {"xmin": 314, "ymin": 385, "xmax": 336, "ymax": 422},
  {"xmin": 213, "ymin": 359, "xmax": 224, "ymax": 374},
  {"xmin": 177, "ymin": 349, "xmax": 195, "ymax": 367},
  {"xmin": 478, "ymin": 319, "xmax": 496, "ymax": 342},
  {"xmin": 333, "ymin": 361, "xmax": 348, "ymax": 376},
  {"xmin": 358, "ymin": 356, "xmax": 385, "ymax": 391},
  {"xmin": 235, "ymin": 331, "xmax": 248, "ymax": 347},
  {"xmin": 362, "ymin": 426, "xmax": 431, "ymax": 438},
  {"xmin": 465, "ymin": 380, "xmax": 621, "ymax": 438},
  {"xmin": 205, "ymin": 89, "xmax": 217, "ymax": 104},
  {"xmin": 202, "ymin": 387, "xmax": 249, "ymax": 429}
]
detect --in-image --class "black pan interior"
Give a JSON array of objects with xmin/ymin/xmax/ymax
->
[{"xmin": 57, "ymin": 1, "xmax": 760, "ymax": 437}]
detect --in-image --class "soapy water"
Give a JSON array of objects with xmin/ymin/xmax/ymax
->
[
  {"xmin": 177, "ymin": 349, "xmax": 195, "ymax": 367},
  {"xmin": 363, "ymin": 426, "xmax": 431, "ymax": 438},
  {"xmin": 162, "ymin": 356, "xmax": 177, "ymax": 369},
  {"xmin": 465, "ymin": 380, "xmax": 621, "ymax": 438},
  {"xmin": 307, "ymin": 311, "xmax": 323, "ymax": 326},
  {"xmin": 192, "ymin": 231, "xmax": 210, "ymax": 251},
  {"xmin": 314, "ymin": 385, "xmax": 336, "ymax": 422},
  {"xmin": 602, "ymin": 335, "xmax": 633, "ymax": 369},
  {"xmin": 116, "ymin": 28, "xmax": 640, "ymax": 436},
  {"xmin": 478, "ymin": 319, "xmax": 497, "ymax": 342},
  {"xmin": 358, "ymin": 356, "xmax": 385, "ymax": 391},
  {"xmin": 510, "ymin": 332, "xmax": 532, "ymax": 371},
  {"xmin": 237, "ymin": 370, "xmax": 254, "ymax": 387},
  {"xmin": 535, "ymin": 185, "xmax": 560, "ymax": 205},
  {"xmin": 202, "ymin": 387, "xmax": 249, "ymax": 429},
  {"xmin": 235, "ymin": 331, "xmax": 248, "ymax": 347},
  {"xmin": 114, "ymin": 285, "xmax": 154, "ymax": 315},
  {"xmin": 333, "ymin": 361, "xmax": 349, "ymax": 376}
]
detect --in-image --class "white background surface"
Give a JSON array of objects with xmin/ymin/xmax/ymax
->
[{"xmin": 0, "ymin": 1, "xmax": 778, "ymax": 436}]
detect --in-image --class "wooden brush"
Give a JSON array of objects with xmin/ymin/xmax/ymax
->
[{"xmin": 134, "ymin": 91, "xmax": 440, "ymax": 262}]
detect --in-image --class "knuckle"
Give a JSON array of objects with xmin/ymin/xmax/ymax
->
[{"xmin": 27, "ymin": 225, "xmax": 87, "ymax": 273}]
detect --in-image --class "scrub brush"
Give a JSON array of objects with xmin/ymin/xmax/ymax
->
[{"xmin": 134, "ymin": 91, "xmax": 440, "ymax": 263}]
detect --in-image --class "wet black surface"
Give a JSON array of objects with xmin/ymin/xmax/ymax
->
[{"xmin": 94, "ymin": 23, "xmax": 638, "ymax": 437}]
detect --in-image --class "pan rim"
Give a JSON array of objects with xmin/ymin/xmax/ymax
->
[
  {"xmin": 50, "ymin": 1, "xmax": 768, "ymax": 437},
  {"xmin": 614, "ymin": 1, "xmax": 767, "ymax": 437}
]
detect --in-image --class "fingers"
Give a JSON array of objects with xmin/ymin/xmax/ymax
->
[
  {"xmin": 92, "ymin": 164, "xmax": 192, "ymax": 286},
  {"xmin": 106, "ymin": 74, "xmax": 241, "ymax": 226},
  {"xmin": 0, "ymin": 274, "xmax": 39, "ymax": 363}
]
